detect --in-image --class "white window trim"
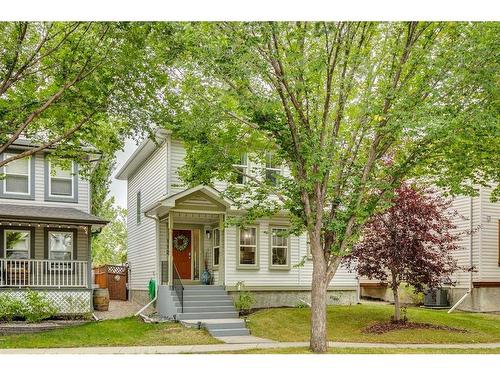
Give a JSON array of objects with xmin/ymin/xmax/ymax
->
[
  {"xmin": 237, "ymin": 226, "xmax": 259, "ymax": 270},
  {"xmin": 4, "ymin": 229, "xmax": 30, "ymax": 259},
  {"xmin": 3, "ymin": 153, "xmax": 31, "ymax": 196},
  {"xmin": 212, "ymin": 228, "xmax": 220, "ymax": 269},
  {"xmin": 48, "ymin": 230, "xmax": 74, "ymax": 270},
  {"xmin": 48, "ymin": 161, "xmax": 75, "ymax": 199},
  {"xmin": 233, "ymin": 153, "xmax": 248, "ymax": 185},
  {"xmin": 269, "ymin": 227, "xmax": 291, "ymax": 270}
]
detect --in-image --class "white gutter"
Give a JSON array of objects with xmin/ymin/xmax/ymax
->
[{"xmin": 448, "ymin": 196, "xmax": 474, "ymax": 313}]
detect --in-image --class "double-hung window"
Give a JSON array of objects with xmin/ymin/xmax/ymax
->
[
  {"xmin": 47, "ymin": 230, "xmax": 74, "ymax": 270},
  {"xmin": 233, "ymin": 153, "xmax": 248, "ymax": 184},
  {"xmin": 238, "ymin": 227, "xmax": 258, "ymax": 268},
  {"xmin": 270, "ymin": 228, "xmax": 290, "ymax": 269},
  {"xmin": 213, "ymin": 228, "xmax": 220, "ymax": 268},
  {"xmin": 48, "ymin": 162, "xmax": 75, "ymax": 198},
  {"xmin": 4, "ymin": 229, "xmax": 30, "ymax": 259},
  {"xmin": 3, "ymin": 154, "xmax": 31, "ymax": 196},
  {"xmin": 265, "ymin": 152, "xmax": 281, "ymax": 186}
]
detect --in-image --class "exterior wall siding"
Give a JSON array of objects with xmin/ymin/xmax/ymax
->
[
  {"xmin": 478, "ymin": 185, "xmax": 500, "ymax": 281},
  {"xmin": 0, "ymin": 151, "xmax": 90, "ymax": 213},
  {"xmin": 127, "ymin": 141, "xmax": 168, "ymax": 291}
]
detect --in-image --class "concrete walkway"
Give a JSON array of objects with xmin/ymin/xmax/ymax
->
[
  {"xmin": 1, "ymin": 341, "xmax": 500, "ymax": 354},
  {"xmin": 94, "ymin": 300, "xmax": 145, "ymax": 320}
]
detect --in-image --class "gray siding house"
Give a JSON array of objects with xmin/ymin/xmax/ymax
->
[
  {"xmin": 116, "ymin": 130, "xmax": 359, "ymax": 316},
  {"xmin": 0, "ymin": 141, "xmax": 107, "ymax": 314}
]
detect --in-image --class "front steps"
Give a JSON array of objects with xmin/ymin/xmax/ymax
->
[{"xmin": 174, "ymin": 285, "xmax": 250, "ymax": 337}]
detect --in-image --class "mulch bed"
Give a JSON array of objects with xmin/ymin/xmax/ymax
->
[{"xmin": 363, "ymin": 320, "xmax": 468, "ymax": 334}]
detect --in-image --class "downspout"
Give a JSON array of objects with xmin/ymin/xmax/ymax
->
[
  {"xmin": 448, "ymin": 196, "xmax": 474, "ymax": 313},
  {"xmin": 135, "ymin": 211, "xmax": 159, "ymax": 316}
]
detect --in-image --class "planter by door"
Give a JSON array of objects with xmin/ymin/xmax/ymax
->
[{"xmin": 172, "ymin": 229, "xmax": 192, "ymax": 279}]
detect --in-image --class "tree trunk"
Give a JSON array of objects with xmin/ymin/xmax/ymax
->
[
  {"xmin": 392, "ymin": 286, "xmax": 400, "ymax": 321},
  {"xmin": 310, "ymin": 250, "xmax": 328, "ymax": 353}
]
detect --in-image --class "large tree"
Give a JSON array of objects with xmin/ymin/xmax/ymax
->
[
  {"xmin": 0, "ymin": 22, "xmax": 181, "ymax": 212},
  {"xmin": 157, "ymin": 22, "xmax": 499, "ymax": 352},
  {"xmin": 344, "ymin": 184, "xmax": 459, "ymax": 321}
]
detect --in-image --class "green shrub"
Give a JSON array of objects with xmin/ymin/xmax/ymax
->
[
  {"xmin": 234, "ymin": 281, "xmax": 255, "ymax": 314},
  {"xmin": 23, "ymin": 290, "xmax": 58, "ymax": 323},
  {"xmin": 0, "ymin": 294, "xmax": 24, "ymax": 321}
]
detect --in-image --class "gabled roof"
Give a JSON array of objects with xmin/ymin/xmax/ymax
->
[
  {"xmin": 144, "ymin": 185, "xmax": 235, "ymax": 216},
  {"xmin": 115, "ymin": 129, "xmax": 170, "ymax": 180},
  {"xmin": 0, "ymin": 204, "xmax": 109, "ymax": 226}
]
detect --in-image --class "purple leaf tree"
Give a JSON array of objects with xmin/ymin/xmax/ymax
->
[{"xmin": 344, "ymin": 184, "xmax": 460, "ymax": 321}]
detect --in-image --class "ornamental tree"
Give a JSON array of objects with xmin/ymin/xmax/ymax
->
[
  {"xmin": 152, "ymin": 22, "xmax": 499, "ymax": 352},
  {"xmin": 344, "ymin": 184, "xmax": 459, "ymax": 321}
]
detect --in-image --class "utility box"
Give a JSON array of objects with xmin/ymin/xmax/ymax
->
[{"xmin": 424, "ymin": 289, "xmax": 449, "ymax": 307}]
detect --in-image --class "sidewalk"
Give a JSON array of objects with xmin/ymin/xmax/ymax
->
[{"xmin": 2, "ymin": 341, "xmax": 500, "ymax": 354}]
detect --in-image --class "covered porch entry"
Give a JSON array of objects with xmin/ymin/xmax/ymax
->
[{"xmin": 146, "ymin": 185, "xmax": 231, "ymax": 287}]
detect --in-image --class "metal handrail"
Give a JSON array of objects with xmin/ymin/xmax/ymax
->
[{"xmin": 172, "ymin": 263, "xmax": 184, "ymax": 313}]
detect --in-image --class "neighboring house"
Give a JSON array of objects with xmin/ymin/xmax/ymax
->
[
  {"xmin": 360, "ymin": 185, "xmax": 500, "ymax": 312},
  {"xmin": 116, "ymin": 130, "xmax": 358, "ymax": 316},
  {"xmin": 0, "ymin": 140, "xmax": 108, "ymax": 315}
]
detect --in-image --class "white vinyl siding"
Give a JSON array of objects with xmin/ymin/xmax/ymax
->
[
  {"xmin": 127, "ymin": 140, "xmax": 168, "ymax": 291},
  {"xmin": 225, "ymin": 220, "xmax": 357, "ymax": 289},
  {"xmin": 478, "ymin": 185, "xmax": 500, "ymax": 281}
]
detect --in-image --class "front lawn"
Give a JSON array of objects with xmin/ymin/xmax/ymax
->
[
  {"xmin": 247, "ymin": 304, "xmax": 500, "ymax": 344},
  {"xmin": 0, "ymin": 317, "xmax": 219, "ymax": 348}
]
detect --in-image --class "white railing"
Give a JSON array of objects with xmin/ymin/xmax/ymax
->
[{"xmin": 0, "ymin": 259, "xmax": 88, "ymax": 288}]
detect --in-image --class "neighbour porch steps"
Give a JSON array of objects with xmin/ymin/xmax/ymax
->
[{"xmin": 175, "ymin": 286, "xmax": 250, "ymax": 337}]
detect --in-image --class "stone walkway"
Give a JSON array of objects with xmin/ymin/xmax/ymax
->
[
  {"xmin": 94, "ymin": 300, "xmax": 145, "ymax": 320},
  {"xmin": 1, "ymin": 341, "xmax": 500, "ymax": 354}
]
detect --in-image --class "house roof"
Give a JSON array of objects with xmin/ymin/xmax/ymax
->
[
  {"xmin": 115, "ymin": 129, "xmax": 170, "ymax": 180},
  {"xmin": 0, "ymin": 204, "xmax": 109, "ymax": 226},
  {"xmin": 143, "ymin": 185, "xmax": 235, "ymax": 216}
]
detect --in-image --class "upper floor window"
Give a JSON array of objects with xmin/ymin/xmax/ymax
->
[
  {"xmin": 48, "ymin": 162, "xmax": 75, "ymax": 198},
  {"xmin": 232, "ymin": 153, "xmax": 248, "ymax": 184},
  {"xmin": 3, "ymin": 154, "xmax": 31, "ymax": 195},
  {"xmin": 4, "ymin": 229, "xmax": 30, "ymax": 259},
  {"xmin": 265, "ymin": 152, "xmax": 281, "ymax": 186},
  {"xmin": 45, "ymin": 157, "xmax": 78, "ymax": 203},
  {"xmin": 213, "ymin": 228, "xmax": 220, "ymax": 267}
]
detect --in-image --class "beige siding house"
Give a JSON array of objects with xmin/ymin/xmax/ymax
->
[
  {"xmin": 361, "ymin": 185, "xmax": 500, "ymax": 312},
  {"xmin": 0, "ymin": 141, "xmax": 108, "ymax": 314},
  {"xmin": 116, "ymin": 131, "xmax": 358, "ymax": 311}
]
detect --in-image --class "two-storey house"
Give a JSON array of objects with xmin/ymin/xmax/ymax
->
[
  {"xmin": 116, "ymin": 130, "xmax": 359, "ymax": 320},
  {"xmin": 0, "ymin": 139, "xmax": 108, "ymax": 315}
]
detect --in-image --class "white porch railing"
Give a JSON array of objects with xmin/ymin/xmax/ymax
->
[{"xmin": 0, "ymin": 259, "xmax": 88, "ymax": 288}]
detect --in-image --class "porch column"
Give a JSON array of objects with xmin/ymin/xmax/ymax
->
[{"xmin": 168, "ymin": 211, "xmax": 174, "ymax": 285}]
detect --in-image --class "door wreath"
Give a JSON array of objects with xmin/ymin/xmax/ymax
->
[{"xmin": 173, "ymin": 234, "xmax": 190, "ymax": 251}]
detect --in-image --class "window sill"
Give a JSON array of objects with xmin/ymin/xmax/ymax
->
[
  {"xmin": 0, "ymin": 193, "xmax": 35, "ymax": 200},
  {"xmin": 45, "ymin": 195, "xmax": 78, "ymax": 204},
  {"xmin": 269, "ymin": 265, "xmax": 291, "ymax": 271},
  {"xmin": 236, "ymin": 265, "xmax": 260, "ymax": 270}
]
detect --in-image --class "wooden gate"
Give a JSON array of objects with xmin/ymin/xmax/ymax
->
[{"xmin": 93, "ymin": 265, "xmax": 128, "ymax": 301}]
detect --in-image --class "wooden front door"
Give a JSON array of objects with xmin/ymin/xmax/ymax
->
[{"xmin": 172, "ymin": 229, "xmax": 192, "ymax": 279}]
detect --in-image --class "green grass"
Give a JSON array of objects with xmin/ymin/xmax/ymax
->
[
  {"xmin": 0, "ymin": 317, "xmax": 219, "ymax": 349},
  {"xmin": 209, "ymin": 347, "xmax": 500, "ymax": 354},
  {"xmin": 247, "ymin": 304, "xmax": 500, "ymax": 344}
]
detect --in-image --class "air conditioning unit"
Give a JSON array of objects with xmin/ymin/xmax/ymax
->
[{"xmin": 424, "ymin": 288, "xmax": 449, "ymax": 307}]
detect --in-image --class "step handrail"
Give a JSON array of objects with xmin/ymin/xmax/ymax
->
[{"xmin": 172, "ymin": 264, "xmax": 184, "ymax": 313}]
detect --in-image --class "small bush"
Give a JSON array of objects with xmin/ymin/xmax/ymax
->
[
  {"xmin": 23, "ymin": 290, "xmax": 58, "ymax": 323},
  {"xmin": 0, "ymin": 291, "xmax": 57, "ymax": 323},
  {"xmin": 234, "ymin": 281, "xmax": 255, "ymax": 314},
  {"xmin": 0, "ymin": 294, "xmax": 24, "ymax": 322}
]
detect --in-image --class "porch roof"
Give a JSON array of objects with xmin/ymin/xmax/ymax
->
[
  {"xmin": 0, "ymin": 204, "xmax": 109, "ymax": 226},
  {"xmin": 144, "ymin": 185, "xmax": 234, "ymax": 217}
]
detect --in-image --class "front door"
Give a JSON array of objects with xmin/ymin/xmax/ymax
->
[{"xmin": 172, "ymin": 229, "xmax": 192, "ymax": 279}]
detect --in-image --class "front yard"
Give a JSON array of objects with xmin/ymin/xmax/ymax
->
[
  {"xmin": 1, "ymin": 304, "xmax": 499, "ymax": 350},
  {"xmin": 0, "ymin": 317, "xmax": 219, "ymax": 349},
  {"xmin": 247, "ymin": 304, "xmax": 500, "ymax": 344}
]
